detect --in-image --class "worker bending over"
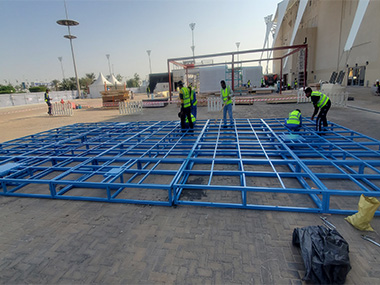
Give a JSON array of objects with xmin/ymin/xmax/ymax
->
[{"xmin": 304, "ymin": 87, "xmax": 331, "ymax": 133}]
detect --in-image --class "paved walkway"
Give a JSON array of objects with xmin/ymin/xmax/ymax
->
[{"xmin": 1, "ymin": 87, "xmax": 380, "ymax": 284}]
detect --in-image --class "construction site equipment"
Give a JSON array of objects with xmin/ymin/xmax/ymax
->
[
  {"xmin": 119, "ymin": 101, "xmax": 143, "ymax": 115},
  {"xmin": 1, "ymin": 119, "xmax": 380, "ymax": 214},
  {"xmin": 100, "ymin": 90, "xmax": 129, "ymax": 107},
  {"xmin": 168, "ymin": 44, "xmax": 308, "ymax": 100},
  {"xmin": 320, "ymin": 216, "xmax": 336, "ymax": 230},
  {"xmin": 293, "ymin": 225, "xmax": 351, "ymax": 284},
  {"xmin": 361, "ymin": 235, "xmax": 380, "ymax": 247},
  {"xmin": 345, "ymin": 194, "xmax": 380, "ymax": 231}
]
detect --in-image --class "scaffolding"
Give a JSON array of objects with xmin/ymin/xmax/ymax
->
[
  {"xmin": 1, "ymin": 119, "xmax": 380, "ymax": 215},
  {"xmin": 167, "ymin": 44, "xmax": 308, "ymax": 99}
]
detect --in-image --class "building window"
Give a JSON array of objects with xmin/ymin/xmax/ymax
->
[{"xmin": 347, "ymin": 66, "xmax": 366, "ymax": 86}]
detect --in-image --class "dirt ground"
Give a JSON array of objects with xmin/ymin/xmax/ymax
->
[{"xmin": 1, "ymin": 87, "xmax": 380, "ymax": 284}]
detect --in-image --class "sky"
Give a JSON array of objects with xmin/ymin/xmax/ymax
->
[{"xmin": 0, "ymin": 0, "xmax": 280, "ymax": 85}]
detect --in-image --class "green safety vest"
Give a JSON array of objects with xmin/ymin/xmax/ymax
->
[
  {"xmin": 287, "ymin": 110, "xmax": 301, "ymax": 125},
  {"xmin": 44, "ymin": 92, "xmax": 49, "ymax": 102},
  {"xmin": 221, "ymin": 86, "xmax": 232, "ymax": 105},
  {"xmin": 181, "ymin": 87, "xmax": 191, "ymax": 108},
  {"xmin": 190, "ymin": 89, "xmax": 197, "ymax": 106},
  {"xmin": 185, "ymin": 113, "xmax": 196, "ymax": 124},
  {"xmin": 311, "ymin": 91, "xmax": 329, "ymax": 108}
]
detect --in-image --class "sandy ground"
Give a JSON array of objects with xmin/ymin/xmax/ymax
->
[{"xmin": 2, "ymin": 87, "xmax": 380, "ymax": 143}]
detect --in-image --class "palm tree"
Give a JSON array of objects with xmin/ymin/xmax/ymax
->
[{"xmin": 51, "ymin": 79, "xmax": 60, "ymax": 91}]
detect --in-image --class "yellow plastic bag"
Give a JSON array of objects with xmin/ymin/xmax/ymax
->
[{"xmin": 345, "ymin": 195, "xmax": 380, "ymax": 231}]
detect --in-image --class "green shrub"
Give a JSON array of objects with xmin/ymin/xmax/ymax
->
[
  {"xmin": 29, "ymin": 86, "xmax": 47, "ymax": 93},
  {"xmin": 0, "ymin": 85, "xmax": 16, "ymax": 94}
]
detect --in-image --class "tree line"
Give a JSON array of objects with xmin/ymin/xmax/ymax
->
[{"xmin": 0, "ymin": 73, "xmax": 141, "ymax": 94}]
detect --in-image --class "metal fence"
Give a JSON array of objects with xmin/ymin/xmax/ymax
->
[
  {"xmin": 0, "ymin": 91, "xmax": 76, "ymax": 108},
  {"xmin": 119, "ymin": 101, "xmax": 143, "ymax": 115}
]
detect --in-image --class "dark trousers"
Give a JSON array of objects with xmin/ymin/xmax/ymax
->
[
  {"xmin": 316, "ymin": 100, "xmax": 331, "ymax": 132},
  {"xmin": 180, "ymin": 107, "xmax": 193, "ymax": 130},
  {"xmin": 46, "ymin": 101, "xmax": 52, "ymax": 115}
]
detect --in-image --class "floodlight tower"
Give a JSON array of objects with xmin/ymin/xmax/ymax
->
[
  {"xmin": 106, "ymin": 54, "xmax": 112, "ymax": 76},
  {"xmin": 189, "ymin": 23, "xmax": 196, "ymax": 62},
  {"xmin": 146, "ymin": 50, "xmax": 152, "ymax": 75},
  {"xmin": 236, "ymin": 42, "xmax": 240, "ymax": 67},
  {"xmin": 260, "ymin": 14, "xmax": 276, "ymax": 74},
  {"xmin": 56, "ymin": 0, "xmax": 81, "ymax": 98},
  {"xmin": 58, "ymin": 56, "xmax": 65, "ymax": 79}
]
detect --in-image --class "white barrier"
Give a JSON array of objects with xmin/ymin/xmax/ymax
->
[
  {"xmin": 119, "ymin": 101, "xmax": 143, "ymax": 115},
  {"xmin": 297, "ymin": 89, "xmax": 348, "ymax": 107},
  {"xmin": 328, "ymin": 92, "xmax": 348, "ymax": 107},
  {"xmin": 51, "ymin": 102, "xmax": 73, "ymax": 116},
  {"xmin": 207, "ymin": 97, "xmax": 236, "ymax": 112},
  {"xmin": 297, "ymin": 89, "xmax": 311, "ymax": 103}
]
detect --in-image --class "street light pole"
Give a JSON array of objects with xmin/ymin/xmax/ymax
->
[
  {"xmin": 146, "ymin": 50, "xmax": 152, "ymax": 75},
  {"xmin": 57, "ymin": 0, "xmax": 81, "ymax": 98},
  {"xmin": 58, "ymin": 57, "xmax": 65, "ymax": 79},
  {"xmin": 235, "ymin": 42, "xmax": 240, "ymax": 66},
  {"xmin": 106, "ymin": 54, "xmax": 112, "ymax": 76},
  {"xmin": 189, "ymin": 23, "xmax": 196, "ymax": 62}
]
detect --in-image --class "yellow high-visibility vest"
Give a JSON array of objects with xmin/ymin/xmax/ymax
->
[
  {"xmin": 221, "ymin": 86, "xmax": 232, "ymax": 105},
  {"xmin": 181, "ymin": 87, "xmax": 191, "ymax": 108},
  {"xmin": 287, "ymin": 110, "xmax": 301, "ymax": 125},
  {"xmin": 311, "ymin": 91, "xmax": 329, "ymax": 108}
]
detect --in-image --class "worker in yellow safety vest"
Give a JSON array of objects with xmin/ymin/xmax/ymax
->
[
  {"xmin": 189, "ymin": 83, "xmax": 197, "ymax": 118},
  {"xmin": 305, "ymin": 87, "xmax": 331, "ymax": 133},
  {"xmin": 220, "ymin": 80, "xmax": 234, "ymax": 128},
  {"xmin": 179, "ymin": 81, "xmax": 193, "ymax": 132},
  {"xmin": 185, "ymin": 113, "xmax": 196, "ymax": 128},
  {"xmin": 285, "ymin": 109, "xmax": 302, "ymax": 131},
  {"xmin": 44, "ymin": 88, "xmax": 52, "ymax": 116}
]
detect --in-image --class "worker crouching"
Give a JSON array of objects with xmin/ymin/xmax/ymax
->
[{"xmin": 285, "ymin": 109, "xmax": 302, "ymax": 131}]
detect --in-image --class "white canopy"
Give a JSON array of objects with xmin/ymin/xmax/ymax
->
[
  {"xmin": 89, "ymin": 73, "xmax": 112, "ymax": 98},
  {"xmin": 109, "ymin": 74, "xmax": 123, "ymax": 86}
]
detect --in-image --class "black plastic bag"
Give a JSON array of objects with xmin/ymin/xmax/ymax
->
[{"xmin": 292, "ymin": 225, "xmax": 351, "ymax": 284}]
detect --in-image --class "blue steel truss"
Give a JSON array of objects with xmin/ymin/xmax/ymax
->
[{"xmin": 1, "ymin": 119, "xmax": 380, "ymax": 215}]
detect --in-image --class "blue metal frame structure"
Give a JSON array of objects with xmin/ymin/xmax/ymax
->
[{"xmin": 1, "ymin": 119, "xmax": 380, "ymax": 215}]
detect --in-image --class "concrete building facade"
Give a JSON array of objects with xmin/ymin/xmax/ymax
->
[{"xmin": 272, "ymin": 0, "xmax": 380, "ymax": 88}]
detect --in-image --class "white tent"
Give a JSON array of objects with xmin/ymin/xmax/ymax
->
[
  {"xmin": 109, "ymin": 74, "xmax": 124, "ymax": 87},
  {"xmin": 89, "ymin": 73, "xmax": 112, "ymax": 98}
]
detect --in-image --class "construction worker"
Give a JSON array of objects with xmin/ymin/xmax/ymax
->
[
  {"xmin": 185, "ymin": 113, "xmax": 196, "ymax": 128},
  {"xmin": 285, "ymin": 109, "xmax": 302, "ymax": 131},
  {"xmin": 304, "ymin": 87, "xmax": 331, "ymax": 133},
  {"xmin": 44, "ymin": 88, "xmax": 52, "ymax": 116},
  {"xmin": 179, "ymin": 81, "xmax": 193, "ymax": 132},
  {"xmin": 294, "ymin": 78, "xmax": 298, "ymax": 89},
  {"xmin": 146, "ymin": 85, "xmax": 150, "ymax": 98},
  {"xmin": 376, "ymin": 79, "xmax": 380, "ymax": 94},
  {"xmin": 189, "ymin": 83, "xmax": 197, "ymax": 118},
  {"xmin": 261, "ymin": 77, "xmax": 265, "ymax": 87},
  {"xmin": 220, "ymin": 80, "xmax": 234, "ymax": 128},
  {"xmin": 247, "ymin": 80, "xmax": 251, "ymax": 88}
]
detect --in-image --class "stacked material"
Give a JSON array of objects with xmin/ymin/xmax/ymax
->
[{"xmin": 100, "ymin": 90, "xmax": 129, "ymax": 107}]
